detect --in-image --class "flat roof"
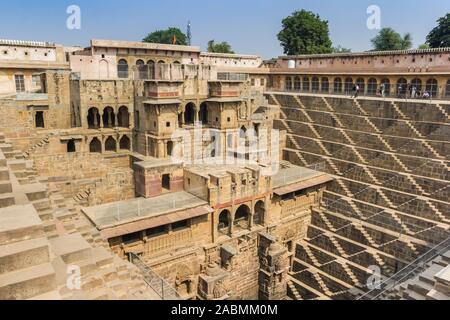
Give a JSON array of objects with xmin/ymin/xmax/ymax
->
[
  {"xmin": 186, "ymin": 164, "xmax": 260, "ymax": 179},
  {"xmin": 272, "ymin": 166, "xmax": 333, "ymax": 195},
  {"xmin": 83, "ymin": 191, "xmax": 212, "ymax": 231},
  {"xmin": 143, "ymin": 99, "xmax": 181, "ymax": 105},
  {"xmin": 91, "ymin": 39, "xmax": 201, "ymax": 53},
  {"xmin": 280, "ymin": 47, "xmax": 450, "ymax": 60},
  {"xmin": 206, "ymin": 97, "xmax": 243, "ymax": 103}
]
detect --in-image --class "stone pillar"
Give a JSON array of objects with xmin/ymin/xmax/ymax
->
[
  {"xmin": 258, "ymin": 233, "xmax": 290, "ymax": 300},
  {"xmin": 107, "ymin": 109, "xmax": 113, "ymax": 127},
  {"xmin": 93, "ymin": 109, "xmax": 99, "ymax": 128},
  {"xmin": 249, "ymin": 200, "xmax": 255, "ymax": 229}
]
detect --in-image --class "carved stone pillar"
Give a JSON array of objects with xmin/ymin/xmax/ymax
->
[{"xmin": 258, "ymin": 233, "xmax": 290, "ymax": 300}]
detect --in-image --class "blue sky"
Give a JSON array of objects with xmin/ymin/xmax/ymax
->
[{"xmin": 1, "ymin": 0, "xmax": 449, "ymax": 58}]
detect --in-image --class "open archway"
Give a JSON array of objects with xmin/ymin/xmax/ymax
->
[
  {"xmin": 254, "ymin": 201, "xmax": 265, "ymax": 226},
  {"xmin": 102, "ymin": 107, "xmax": 115, "ymax": 128},
  {"xmin": 368, "ymin": 78, "xmax": 378, "ymax": 95},
  {"xmin": 294, "ymin": 77, "xmax": 301, "ymax": 91},
  {"xmin": 199, "ymin": 102, "xmax": 208, "ymax": 124},
  {"xmin": 119, "ymin": 136, "xmax": 130, "ymax": 150},
  {"xmin": 234, "ymin": 205, "xmax": 250, "ymax": 231},
  {"xmin": 184, "ymin": 103, "xmax": 196, "ymax": 125},
  {"xmin": 118, "ymin": 106, "xmax": 130, "ymax": 128},
  {"xmin": 333, "ymin": 78, "xmax": 342, "ymax": 93},
  {"xmin": 87, "ymin": 107, "xmax": 101, "ymax": 129},
  {"xmin": 105, "ymin": 136, "xmax": 117, "ymax": 152},
  {"xmin": 426, "ymin": 78, "xmax": 438, "ymax": 97},
  {"xmin": 321, "ymin": 78, "xmax": 329, "ymax": 93},
  {"xmin": 89, "ymin": 138, "xmax": 101, "ymax": 153},
  {"xmin": 218, "ymin": 210, "xmax": 231, "ymax": 235}
]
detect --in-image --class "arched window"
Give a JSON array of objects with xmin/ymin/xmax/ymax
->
[
  {"xmin": 119, "ymin": 136, "xmax": 130, "ymax": 150},
  {"xmin": 396, "ymin": 78, "xmax": 407, "ymax": 96},
  {"xmin": 312, "ymin": 77, "xmax": 319, "ymax": 92},
  {"xmin": 426, "ymin": 78, "xmax": 438, "ymax": 97},
  {"xmin": 302, "ymin": 77, "xmax": 310, "ymax": 92},
  {"xmin": 254, "ymin": 201, "xmax": 265, "ymax": 226},
  {"xmin": 105, "ymin": 136, "xmax": 117, "ymax": 152},
  {"xmin": 218, "ymin": 210, "xmax": 231, "ymax": 235},
  {"xmin": 381, "ymin": 78, "xmax": 391, "ymax": 96},
  {"xmin": 294, "ymin": 77, "xmax": 301, "ymax": 91},
  {"xmin": 199, "ymin": 102, "xmax": 208, "ymax": 124},
  {"xmin": 234, "ymin": 205, "xmax": 250, "ymax": 231},
  {"xmin": 67, "ymin": 140, "xmax": 76, "ymax": 153},
  {"xmin": 356, "ymin": 78, "xmax": 365, "ymax": 94},
  {"xmin": 334, "ymin": 78, "xmax": 342, "ymax": 93},
  {"xmin": 117, "ymin": 59, "xmax": 129, "ymax": 78},
  {"xmin": 368, "ymin": 78, "xmax": 378, "ymax": 95},
  {"xmin": 89, "ymin": 138, "xmax": 101, "ymax": 153},
  {"xmin": 102, "ymin": 107, "xmax": 115, "ymax": 128},
  {"xmin": 321, "ymin": 78, "xmax": 329, "ymax": 93},
  {"xmin": 87, "ymin": 107, "xmax": 100, "ymax": 129},
  {"xmin": 446, "ymin": 79, "xmax": 450, "ymax": 97},
  {"xmin": 344, "ymin": 78, "xmax": 353, "ymax": 94},
  {"xmin": 118, "ymin": 106, "xmax": 130, "ymax": 128},
  {"xmin": 285, "ymin": 77, "xmax": 292, "ymax": 91},
  {"xmin": 184, "ymin": 103, "xmax": 196, "ymax": 125},
  {"xmin": 136, "ymin": 59, "xmax": 144, "ymax": 66}
]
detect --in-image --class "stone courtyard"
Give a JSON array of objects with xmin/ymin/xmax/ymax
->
[{"xmin": 0, "ymin": 37, "xmax": 449, "ymax": 300}]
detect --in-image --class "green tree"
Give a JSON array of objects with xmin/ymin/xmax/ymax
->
[
  {"xmin": 277, "ymin": 10, "xmax": 333, "ymax": 55},
  {"xmin": 207, "ymin": 40, "xmax": 235, "ymax": 54},
  {"xmin": 333, "ymin": 45, "xmax": 352, "ymax": 53},
  {"xmin": 418, "ymin": 44, "xmax": 430, "ymax": 49},
  {"xmin": 143, "ymin": 27, "xmax": 187, "ymax": 45},
  {"xmin": 426, "ymin": 13, "xmax": 450, "ymax": 48},
  {"xmin": 371, "ymin": 28, "xmax": 413, "ymax": 51}
]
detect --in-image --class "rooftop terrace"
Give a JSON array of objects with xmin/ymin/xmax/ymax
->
[{"xmin": 83, "ymin": 191, "xmax": 212, "ymax": 233}]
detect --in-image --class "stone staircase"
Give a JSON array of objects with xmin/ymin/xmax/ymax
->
[
  {"xmin": 0, "ymin": 137, "xmax": 160, "ymax": 300},
  {"xmin": 287, "ymin": 281, "xmax": 303, "ymax": 300},
  {"xmin": 23, "ymin": 133, "xmax": 54, "ymax": 158}
]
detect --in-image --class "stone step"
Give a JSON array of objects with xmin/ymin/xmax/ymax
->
[
  {"xmin": 0, "ymin": 153, "xmax": 6, "ymax": 167},
  {"xmin": 0, "ymin": 238, "xmax": 50, "ymax": 275},
  {"xmin": 0, "ymin": 263, "xmax": 56, "ymax": 300},
  {"xmin": 32, "ymin": 198, "xmax": 52, "ymax": 212},
  {"xmin": 91, "ymin": 247, "xmax": 115, "ymax": 268},
  {"xmin": 0, "ymin": 167, "xmax": 9, "ymax": 181},
  {"xmin": 54, "ymin": 208, "xmax": 77, "ymax": 221},
  {"xmin": 49, "ymin": 234, "xmax": 92, "ymax": 264},
  {"xmin": 0, "ymin": 193, "xmax": 16, "ymax": 208},
  {"xmin": 0, "ymin": 204, "xmax": 45, "ymax": 246},
  {"xmin": 0, "ymin": 181, "xmax": 12, "ymax": 194},
  {"xmin": 38, "ymin": 209, "xmax": 54, "ymax": 221},
  {"xmin": 43, "ymin": 221, "xmax": 57, "ymax": 233},
  {"xmin": 7, "ymin": 159, "xmax": 27, "ymax": 171}
]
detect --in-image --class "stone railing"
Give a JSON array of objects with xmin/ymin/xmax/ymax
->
[
  {"xmin": 130, "ymin": 253, "xmax": 182, "ymax": 300},
  {"xmin": 146, "ymin": 228, "xmax": 193, "ymax": 257}
]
